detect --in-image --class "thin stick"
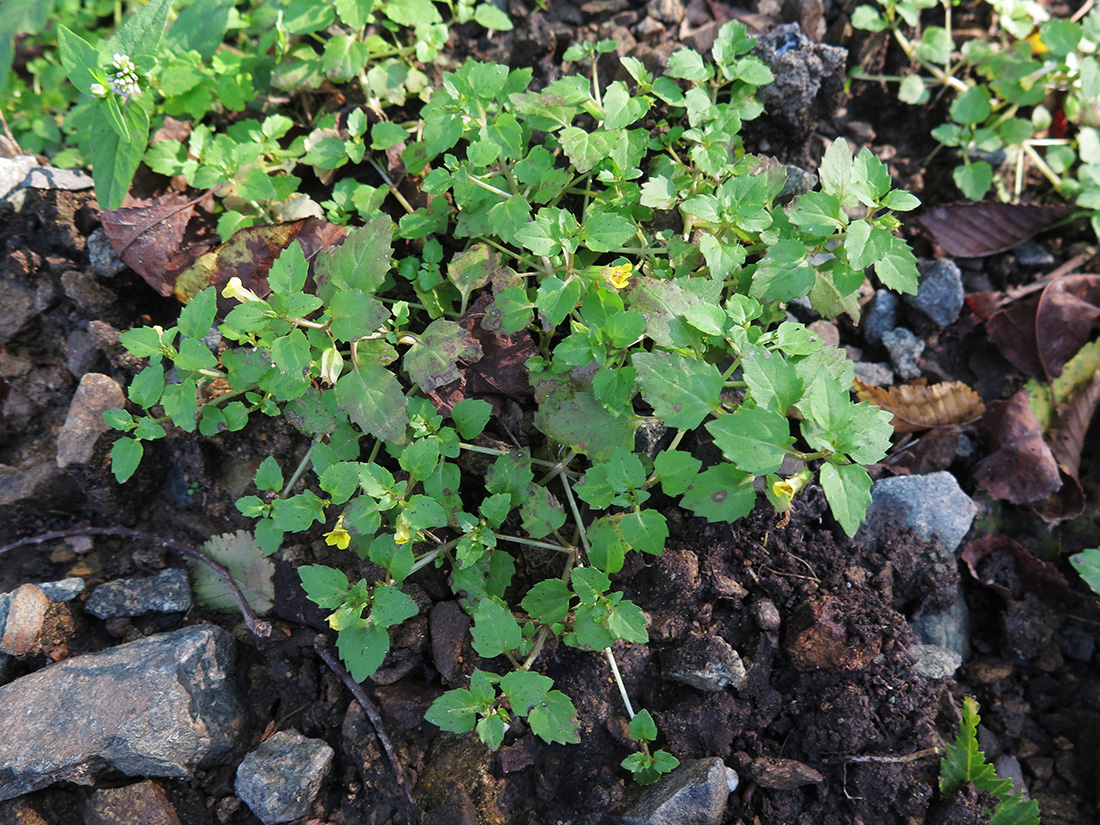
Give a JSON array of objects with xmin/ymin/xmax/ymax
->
[
  {"xmin": 312, "ymin": 635, "xmax": 419, "ymax": 817},
  {"xmin": 605, "ymin": 647, "xmax": 635, "ymax": 719},
  {"xmin": 0, "ymin": 526, "xmax": 271, "ymax": 638}
]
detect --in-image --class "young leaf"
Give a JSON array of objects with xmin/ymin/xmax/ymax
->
[
  {"xmin": 819, "ymin": 462, "xmax": 873, "ymax": 537},
  {"xmin": 521, "ymin": 579, "xmax": 572, "ymax": 625},
  {"xmin": 680, "ymin": 464, "xmax": 756, "ymax": 523},
  {"xmin": 110, "ymin": 437, "xmax": 144, "ymax": 482},
  {"xmin": 628, "ymin": 709, "xmax": 658, "ymax": 741},
  {"xmin": 527, "ymin": 690, "xmax": 581, "ymax": 745},
  {"xmin": 336, "ymin": 621, "xmax": 390, "ymax": 681},
  {"xmin": 297, "ymin": 564, "xmax": 349, "ymax": 608},
  {"xmin": 1069, "ymin": 547, "xmax": 1100, "ymax": 597},
  {"xmin": 706, "ymin": 408, "xmax": 793, "ymax": 475},
  {"xmin": 654, "ymin": 449, "xmax": 702, "ymax": 497},
  {"xmin": 499, "ymin": 670, "xmax": 553, "ymax": 715},
  {"xmin": 370, "ymin": 584, "xmax": 418, "ymax": 628},
  {"xmin": 425, "ymin": 686, "xmax": 488, "ymax": 734},
  {"xmin": 451, "ymin": 398, "xmax": 492, "ymax": 438},
  {"xmin": 336, "ymin": 360, "xmax": 408, "ymax": 444},
  {"xmin": 470, "ymin": 598, "xmax": 522, "ymax": 658}
]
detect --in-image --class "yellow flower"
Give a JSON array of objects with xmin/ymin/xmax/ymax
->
[
  {"xmin": 324, "ymin": 516, "xmax": 351, "ymax": 550},
  {"xmin": 604, "ymin": 263, "xmax": 633, "ymax": 290},
  {"xmin": 771, "ymin": 478, "xmax": 797, "ymax": 503},
  {"xmin": 222, "ymin": 276, "xmax": 262, "ymax": 303},
  {"xmin": 394, "ymin": 517, "xmax": 412, "ymax": 545}
]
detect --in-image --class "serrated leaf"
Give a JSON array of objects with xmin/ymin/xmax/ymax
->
[
  {"xmin": 820, "ymin": 462, "xmax": 873, "ymax": 537},
  {"xmin": 628, "ymin": 709, "xmax": 658, "ymax": 741},
  {"xmin": 528, "ymin": 691, "xmax": 581, "ymax": 745},
  {"xmin": 499, "ymin": 670, "xmax": 553, "ymax": 715},
  {"xmin": 486, "ymin": 449, "xmax": 534, "ymax": 507},
  {"xmin": 371, "ymin": 584, "xmax": 418, "ymax": 628},
  {"xmin": 425, "ymin": 687, "xmax": 481, "ymax": 733},
  {"xmin": 741, "ymin": 343, "xmax": 802, "ymax": 412},
  {"xmin": 337, "ymin": 621, "xmax": 390, "ymax": 681},
  {"xmin": 521, "ymin": 579, "xmax": 572, "ymax": 624},
  {"xmin": 533, "ymin": 384, "xmax": 636, "ymax": 461},
  {"xmin": 681, "ymin": 464, "xmax": 756, "ymax": 523},
  {"xmin": 619, "ymin": 509, "xmax": 668, "ymax": 555},
  {"xmin": 706, "ymin": 408, "xmax": 793, "ymax": 475},
  {"xmin": 314, "ymin": 215, "xmax": 394, "ymax": 296},
  {"xmin": 336, "ymin": 360, "xmax": 408, "ymax": 444},
  {"xmin": 298, "ymin": 564, "xmax": 349, "ymax": 608},
  {"xmin": 451, "ymin": 398, "xmax": 492, "ymax": 438},
  {"xmin": 191, "ymin": 531, "xmax": 274, "ymax": 615},
  {"xmin": 520, "ymin": 484, "xmax": 567, "ymax": 539},
  {"xmin": 654, "ymin": 449, "xmax": 702, "ymax": 496},
  {"xmin": 632, "ymin": 351, "xmax": 722, "ymax": 429}
]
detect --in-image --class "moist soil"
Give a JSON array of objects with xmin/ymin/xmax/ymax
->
[{"xmin": 3, "ymin": 0, "xmax": 1100, "ymax": 823}]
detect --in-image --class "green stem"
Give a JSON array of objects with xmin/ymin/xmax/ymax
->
[
  {"xmin": 495, "ymin": 534, "xmax": 575, "ymax": 553},
  {"xmin": 282, "ymin": 439, "xmax": 318, "ymax": 496}
]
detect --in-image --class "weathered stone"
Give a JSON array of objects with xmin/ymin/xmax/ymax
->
[
  {"xmin": 861, "ymin": 471, "xmax": 978, "ymax": 556},
  {"xmin": 235, "ymin": 731, "xmax": 333, "ymax": 825},
  {"xmin": 22, "ymin": 166, "xmax": 94, "ymax": 191},
  {"xmin": 0, "ymin": 155, "xmax": 39, "ymax": 213},
  {"xmin": 0, "ymin": 584, "xmax": 49, "ymax": 656},
  {"xmin": 0, "ymin": 281, "xmax": 35, "ymax": 344},
  {"xmin": 620, "ymin": 757, "xmax": 737, "ymax": 825},
  {"xmin": 882, "ymin": 327, "xmax": 925, "ymax": 380},
  {"xmin": 661, "ymin": 636, "xmax": 747, "ymax": 691},
  {"xmin": 909, "ymin": 644, "xmax": 962, "ymax": 679},
  {"xmin": 87, "ymin": 228, "xmax": 127, "ymax": 278},
  {"xmin": 85, "ymin": 568, "xmax": 193, "ymax": 619},
  {"xmin": 784, "ymin": 594, "xmax": 881, "ymax": 672},
  {"xmin": 0, "ymin": 625, "xmax": 245, "ymax": 801},
  {"xmin": 905, "ymin": 259, "xmax": 965, "ymax": 326},
  {"xmin": 56, "ymin": 373, "xmax": 125, "ymax": 469},
  {"xmin": 86, "ymin": 780, "xmax": 183, "ymax": 825}
]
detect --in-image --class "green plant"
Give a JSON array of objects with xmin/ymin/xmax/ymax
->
[
  {"xmin": 853, "ymin": 0, "xmax": 1100, "ymax": 235},
  {"xmin": 1069, "ymin": 546, "xmax": 1100, "ymax": 596},
  {"xmin": 940, "ymin": 697, "xmax": 1041, "ymax": 824},
  {"xmin": 99, "ymin": 15, "xmax": 923, "ymax": 766}
]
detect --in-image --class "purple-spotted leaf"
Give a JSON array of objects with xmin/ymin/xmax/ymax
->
[
  {"xmin": 404, "ymin": 319, "xmax": 483, "ymax": 392},
  {"xmin": 533, "ymin": 382, "xmax": 636, "ymax": 460}
]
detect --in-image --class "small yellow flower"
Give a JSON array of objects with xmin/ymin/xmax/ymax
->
[
  {"xmin": 771, "ymin": 478, "xmax": 797, "ymax": 503},
  {"xmin": 222, "ymin": 276, "xmax": 262, "ymax": 303},
  {"xmin": 604, "ymin": 263, "xmax": 634, "ymax": 290},
  {"xmin": 326, "ymin": 608, "xmax": 350, "ymax": 631},
  {"xmin": 324, "ymin": 516, "xmax": 351, "ymax": 550},
  {"xmin": 394, "ymin": 517, "xmax": 412, "ymax": 545}
]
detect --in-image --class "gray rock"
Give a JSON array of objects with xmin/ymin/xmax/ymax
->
[
  {"xmin": 776, "ymin": 164, "xmax": 818, "ymax": 203},
  {"xmin": 87, "ymin": 780, "xmax": 183, "ymax": 825},
  {"xmin": 752, "ymin": 23, "xmax": 847, "ymax": 141},
  {"xmin": 620, "ymin": 757, "xmax": 737, "ymax": 825},
  {"xmin": 22, "ymin": 166, "xmax": 94, "ymax": 191},
  {"xmin": 862, "ymin": 289, "xmax": 898, "ymax": 346},
  {"xmin": 661, "ymin": 636, "xmax": 746, "ymax": 691},
  {"xmin": 56, "ymin": 373, "xmax": 126, "ymax": 469},
  {"xmin": 861, "ymin": 471, "xmax": 977, "ymax": 555},
  {"xmin": 881, "ymin": 327, "xmax": 924, "ymax": 379},
  {"xmin": 909, "ymin": 643, "xmax": 962, "ymax": 679},
  {"xmin": 994, "ymin": 755, "xmax": 1029, "ymax": 798},
  {"xmin": 34, "ymin": 578, "xmax": 86, "ymax": 603},
  {"xmin": 85, "ymin": 568, "xmax": 193, "ymax": 619},
  {"xmin": 235, "ymin": 731, "xmax": 334, "ymax": 825},
  {"xmin": 905, "ymin": 259, "xmax": 964, "ymax": 326},
  {"xmin": 0, "ymin": 155, "xmax": 39, "ymax": 213},
  {"xmin": 66, "ymin": 328, "xmax": 105, "ymax": 377},
  {"xmin": 1061, "ymin": 621, "xmax": 1095, "ymax": 663},
  {"xmin": 910, "ymin": 585, "xmax": 971, "ymax": 662},
  {"xmin": 1013, "ymin": 241, "xmax": 1055, "ymax": 267},
  {"xmin": 0, "ymin": 625, "xmax": 245, "ymax": 801},
  {"xmin": 0, "ymin": 281, "xmax": 36, "ymax": 344},
  {"xmin": 745, "ymin": 757, "xmax": 823, "ymax": 790},
  {"xmin": 87, "ymin": 228, "xmax": 127, "ymax": 278},
  {"xmin": 852, "ymin": 360, "xmax": 894, "ymax": 386},
  {"xmin": 61, "ymin": 270, "xmax": 119, "ymax": 317}
]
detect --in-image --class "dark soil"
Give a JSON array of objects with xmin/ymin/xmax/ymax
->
[{"xmin": 3, "ymin": 1, "xmax": 1100, "ymax": 824}]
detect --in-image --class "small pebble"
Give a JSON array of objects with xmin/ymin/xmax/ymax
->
[{"xmin": 881, "ymin": 327, "xmax": 924, "ymax": 380}]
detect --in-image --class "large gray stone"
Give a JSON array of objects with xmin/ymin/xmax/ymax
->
[
  {"xmin": 235, "ymin": 730, "xmax": 333, "ymax": 825},
  {"xmin": 620, "ymin": 757, "xmax": 737, "ymax": 825},
  {"xmin": 84, "ymin": 569, "xmax": 193, "ymax": 619},
  {"xmin": 905, "ymin": 259, "xmax": 964, "ymax": 326},
  {"xmin": 0, "ymin": 156, "xmax": 39, "ymax": 213},
  {"xmin": 0, "ymin": 625, "xmax": 245, "ymax": 801},
  {"xmin": 861, "ymin": 471, "xmax": 977, "ymax": 556},
  {"xmin": 56, "ymin": 373, "xmax": 125, "ymax": 469}
]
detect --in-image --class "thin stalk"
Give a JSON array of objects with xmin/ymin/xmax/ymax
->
[
  {"xmin": 495, "ymin": 534, "xmax": 575, "ymax": 553},
  {"xmin": 282, "ymin": 439, "xmax": 318, "ymax": 496},
  {"xmin": 605, "ymin": 647, "xmax": 635, "ymax": 718}
]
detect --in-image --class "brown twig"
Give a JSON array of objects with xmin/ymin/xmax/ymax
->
[
  {"xmin": 312, "ymin": 634, "xmax": 420, "ymax": 819},
  {"xmin": 0, "ymin": 526, "xmax": 272, "ymax": 638}
]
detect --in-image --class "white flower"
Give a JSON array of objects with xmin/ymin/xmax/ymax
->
[{"xmin": 89, "ymin": 82, "xmax": 107, "ymax": 99}]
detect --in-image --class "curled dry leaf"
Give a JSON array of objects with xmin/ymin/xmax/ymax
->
[
  {"xmin": 960, "ymin": 534, "xmax": 1076, "ymax": 603},
  {"xmin": 854, "ymin": 379, "xmax": 985, "ymax": 434},
  {"xmin": 1048, "ymin": 359, "xmax": 1100, "ymax": 479},
  {"xmin": 172, "ymin": 217, "xmax": 346, "ymax": 309},
  {"xmin": 917, "ymin": 202, "xmax": 1072, "ymax": 258},
  {"xmin": 973, "ymin": 389, "xmax": 1062, "ymax": 505},
  {"xmin": 1035, "ymin": 274, "xmax": 1100, "ymax": 380}
]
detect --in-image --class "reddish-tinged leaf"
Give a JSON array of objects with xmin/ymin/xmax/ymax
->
[
  {"xmin": 854, "ymin": 379, "xmax": 985, "ymax": 433},
  {"xmin": 986, "ymin": 295, "xmax": 1043, "ymax": 376},
  {"xmin": 973, "ymin": 389, "xmax": 1061, "ymax": 504},
  {"xmin": 964, "ymin": 290, "xmax": 1008, "ymax": 321},
  {"xmin": 1035, "ymin": 274, "xmax": 1100, "ymax": 379},
  {"xmin": 172, "ymin": 217, "xmax": 345, "ymax": 307},
  {"xmin": 917, "ymin": 202, "xmax": 1071, "ymax": 257},
  {"xmin": 961, "ymin": 534, "xmax": 1077, "ymax": 603},
  {"xmin": 100, "ymin": 191, "xmax": 205, "ymax": 296}
]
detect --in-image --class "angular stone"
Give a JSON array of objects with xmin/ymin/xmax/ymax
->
[
  {"xmin": 661, "ymin": 636, "xmax": 747, "ymax": 691},
  {"xmin": 905, "ymin": 259, "xmax": 964, "ymax": 326},
  {"xmin": 909, "ymin": 644, "xmax": 962, "ymax": 679},
  {"xmin": 0, "ymin": 625, "xmax": 245, "ymax": 801},
  {"xmin": 0, "ymin": 155, "xmax": 39, "ymax": 213},
  {"xmin": 620, "ymin": 757, "xmax": 736, "ymax": 825},
  {"xmin": 85, "ymin": 569, "xmax": 193, "ymax": 619},
  {"xmin": 235, "ymin": 731, "xmax": 333, "ymax": 825},
  {"xmin": 861, "ymin": 471, "xmax": 978, "ymax": 556},
  {"xmin": 22, "ymin": 166, "xmax": 94, "ymax": 191},
  {"xmin": 56, "ymin": 373, "xmax": 125, "ymax": 469},
  {"xmin": 746, "ymin": 757, "xmax": 824, "ymax": 790},
  {"xmin": 86, "ymin": 780, "xmax": 182, "ymax": 825},
  {"xmin": 0, "ymin": 584, "xmax": 49, "ymax": 656}
]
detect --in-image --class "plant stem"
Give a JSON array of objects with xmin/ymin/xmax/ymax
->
[{"xmin": 605, "ymin": 647, "xmax": 636, "ymax": 718}]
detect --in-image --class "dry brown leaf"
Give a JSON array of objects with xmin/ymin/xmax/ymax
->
[
  {"xmin": 917, "ymin": 201, "xmax": 1072, "ymax": 257},
  {"xmin": 854, "ymin": 379, "xmax": 985, "ymax": 433},
  {"xmin": 973, "ymin": 389, "xmax": 1062, "ymax": 505},
  {"xmin": 1048, "ymin": 370, "xmax": 1100, "ymax": 479},
  {"xmin": 100, "ymin": 191, "xmax": 206, "ymax": 296}
]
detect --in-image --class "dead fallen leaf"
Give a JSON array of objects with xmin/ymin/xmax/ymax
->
[
  {"xmin": 1035, "ymin": 274, "xmax": 1100, "ymax": 379},
  {"xmin": 961, "ymin": 534, "xmax": 1076, "ymax": 603},
  {"xmin": 854, "ymin": 379, "xmax": 985, "ymax": 433},
  {"xmin": 172, "ymin": 217, "xmax": 346, "ymax": 308},
  {"xmin": 986, "ymin": 294, "xmax": 1044, "ymax": 377},
  {"xmin": 1048, "ymin": 370, "xmax": 1100, "ymax": 479},
  {"xmin": 973, "ymin": 389, "xmax": 1062, "ymax": 505},
  {"xmin": 917, "ymin": 202, "xmax": 1072, "ymax": 257},
  {"xmin": 100, "ymin": 191, "xmax": 209, "ymax": 296}
]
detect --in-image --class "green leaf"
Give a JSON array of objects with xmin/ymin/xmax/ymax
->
[
  {"xmin": 666, "ymin": 48, "xmax": 710, "ymax": 81},
  {"xmin": 426, "ymin": 687, "xmax": 483, "ymax": 733},
  {"xmin": 628, "ymin": 709, "xmax": 658, "ymax": 741},
  {"xmin": 128, "ymin": 365, "xmax": 164, "ymax": 408},
  {"xmin": 873, "ymin": 232, "xmax": 921, "ymax": 294},
  {"xmin": 819, "ymin": 462, "xmax": 873, "ymax": 537},
  {"xmin": 106, "ymin": 0, "xmax": 172, "ymax": 58},
  {"xmin": 632, "ymin": 351, "xmax": 722, "ymax": 430},
  {"xmin": 477, "ymin": 712, "xmax": 508, "ymax": 750},
  {"xmin": 619, "ymin": 509, "xmax": 668, "ymax": 555},
  {"xmin": 521, "ymin": 579, "xmax": 572, "ymax": 624},
  {"xmin": 582, "ymin": 210, "xmax": 636, "ymax": 252},
  {"xmin": 520, "ymin": 485, "xmax": 567, "ymax": 539},
  {"xmin": 941, "ymin": 697, "xmax": 1004, "ymax": 794},
  {"xmin": 500, "ymin": 670, "xmax": 552, "ymax": 716},
  {"xmin": 534, "ymin": 384, "xmax": 636, "ymax": 461},
  {"xmin": 654, "ymin": 449, "xmax": 702, "ymax": 497},
  {"xmin": 607, "ymin": 597, "xmax": 648, "ymax": 642},
  {"xmin": 950, "ymin": 86, "xmax": 992, "ymax": 126},
  {"xmin": 898, "ymin": 75, "xmax": 929, "ymax": 105},
  {"xmin": 314, "ymin": 216, "xmax": 394, "ymax": 296},
  {"xmin": 297, "ymin": 564, "xmax": 349, "ymax": 608},
  {"xmin": 371, "ymin": 584, "xmax": 418, "ymax": 627},
  {"xmin": 329, "ymin": 289, "xmax": 389, "ymax": 343},
  {"xmin": 89, "ymin": 100, "xmax": 150, "ymax": 209},
  {"xmin": 536, "ymin": 276, "xmax": 584, "ymax": 328},
  {"xmin": 254, "ymin": 456, "xmax": 284, "ymax": 492},
  {"xmin": 953, "ymin": 161, "xmax": 993, "ymax": 201},
  {"xmin": 268, "ymin": 241, "xmax": 308, "ymax": 295},
  {"xmin": 178, "ymin": 287, "xmax": 218, "ymax": 340},
  {"xmin": 270, "ymin": 490, "xmax": 327, "ymax": 532},
  {"xmin": 166, "ymin": 0, "xmax": 233, "ymax": 59},
  {"xmin": 474, "ymin": 2, "xmax": 513, "ymax": 30},
  {"xmin": 1069, "ymin": 547, "xmax": 1100, "ymax": 597},
  {"xmin": 337, "ymin": 621, "xmax": 390, "ymax": 681},
  {"xmin": 626, "ymin": 277, "xmax": 708, "ymax": 349},
  {"xmin": 486, "ymin": 449, "xmax": 534, "ymax": 507},
  {"xmin": 470, "ymin": 598, "xmax": 522, "ymax": 658},
  {"xmin": 404, "ymin": 494, "xmax": 449, "ymax": 531},
  {"xmin": 571, "ymin": 567, "xmax": 610, "ymax": 604},
  {"xmin": 174, "ymin": 337, "xmax": 218, "ymax": 371},
  {"xmin": 750, "ymin": 239, "xmax": 815, "ymax": 303},
  {"xmin": 111, "ymin": 437, "xmax": 144, "ymax": 482},
  {"xmin": 559, "ymin": 126, "xmax": 613, "ymax": 173},
  {"xmin": 818, "ymin": 137, "xmax": 854, "ymax": 205},
  {"xmin": 528, "ymin": 691, "xmax": 581, "ymax": 745},
  {"xmin": 587, "ymin": 517, "xmax": 626, "ymax": 574},
  {"xmin": 57, "ymin": 25, "xmax": 100, "ymax": 98},
  {"xmin": 741, "ymin": 343, "xmax": 802, "ymax": 412},
  {"xmin": 451, "ymin": 398, "xmax": 492, "ymax": 438},
  {"xmin": 706, "ymin": 408, "xmax": 792, "ymax": 475},
  {"xmin": 681, "ymin": 464, "xmax": 756, "ymax": 523},
  {"xmin": 336, "ymin": 360, "xmax": 408, "ymax": 444},
  {"xmin": 404, "ymin": 319, "xmax": 482, "ymax": 391}
]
